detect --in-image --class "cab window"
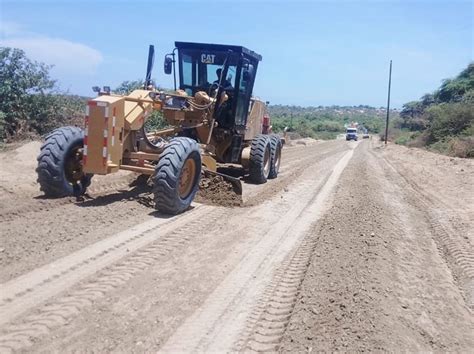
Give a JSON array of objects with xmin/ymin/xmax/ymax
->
[{"xmin": 182, "ymin": 54, "xmax": 196, "ymax": 87}]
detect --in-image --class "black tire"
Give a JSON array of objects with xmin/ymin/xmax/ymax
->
[
  {"xmin": 36, "ymin": 126, "xmax": 92, "ymax": 197},
  {"xmin": 249, "ymin": 134, "xmax": 271, "ymax": 184},
  {"xmin": 268, "ymin": 135, "xmax": 282, "ymax": 179},
  {"xmin": 152, "ymin": 137, "xmax": 201, "ymax": 214}
]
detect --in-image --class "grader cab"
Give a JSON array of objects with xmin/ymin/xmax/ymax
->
[{"xmin": 36, "ymin": 42, "xmax": 283, "ymax": 214}]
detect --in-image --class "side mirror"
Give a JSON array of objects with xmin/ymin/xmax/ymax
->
[{"xmin": 164, "ymin": 56, "xmax": 173, "ymax": 75}]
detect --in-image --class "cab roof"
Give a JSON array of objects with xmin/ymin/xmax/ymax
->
[{"xmin": 175, "ymin": 41, "xmax": 262, "ymax": 62}]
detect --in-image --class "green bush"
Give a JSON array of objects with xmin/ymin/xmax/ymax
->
[
  {"xmin": 429, "ymin": 139, "xmax": 451, "ymax": 155},
  {"xmin": 428, "ymin": 136, "xmax": 474, "ymax": 158},
  {"xmin": 425, "ymin": 103, "xmax": 474, "ymax": 143},
  {"xmin": 1, "ymin": 47, "xmax": 54, "ymax": 140},
  {"xmin": 461, "ymin": 122, "xmax": 474, "ymax": 137},
  {"xmin": 0, "ymin": 47, "xmax": 87, "ymax": 141},
  {"xmin": 144, "ymin": 111, "xmax": 168, "ymax": 131},
  {"xmin": 394, "ymin": 133, "xmax": 412, "ymax": 145},
  {"xmin": 0, "ymin": 111, "xmax": 5, "ymax": 138},
  {"xmin": 396, "ymin": 63, "xmax": 474, "ymax": 158},
  {"xmin": 449, "ymin": 136, "xmax": 474, "ymax": 158},
  {"xmin": 406, "ymin": 131, "xmax": 430, "ymax": 148}
]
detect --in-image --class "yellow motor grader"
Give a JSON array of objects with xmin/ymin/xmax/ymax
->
[{"xmin": 36, "ymin": 42, "xmax": 282, "ymax": 214}]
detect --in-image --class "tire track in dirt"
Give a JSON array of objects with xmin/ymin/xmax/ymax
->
[
  {"xmin": 278, "ymin": 141, "xmax": 474, "ymax": 352},
  {"xmin": 235, "ymin": 233, "xmax": 318, "ymax": 352},
  {"xmin": 0, "ymin": 205, "xmax": 207, "ymax": 323},
  {"xmin": 0, "ymin": 176, "xmax": 138, "ymax": 222},
  {"xmin": 0, "ymin": 141, "xmax": 341, "ymax": 285},
  {"xmin": 0, "ymin": 145, "xmax": 344, "ymax": 352},
  {"xmin": 374, "ymin": 150, "xmax": 474, "ymax": 309},
  {"xmin": 0, "ymin": 206, "xmax": 236, "ymax": 352},
  {"xmin": 0, "ymin": 140, "xmax": 349, "ymax": 352},
  {"xmin": 234, "ymin": 146, "xmax": 358, "ymax": 352},
  {"xmin": 160, "ymin": 147, "xmax": 355, "ymax": 353}
]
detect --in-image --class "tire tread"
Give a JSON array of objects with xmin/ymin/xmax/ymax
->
[
  {"xmin": 249, "ymin": 134, "xmax": 270, "ymax": 184},
  {"xmin": 152, "ymin": 137, "xmax": 201, "ymax": 214}
]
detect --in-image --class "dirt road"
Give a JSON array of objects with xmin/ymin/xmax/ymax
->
[{"xmin": 0, "ymin": 138, "xmax": 472, "ymax": 352}]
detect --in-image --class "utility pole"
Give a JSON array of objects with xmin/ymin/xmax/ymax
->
[{"xmin": 384, "ymin": 60, "xmax": 392, "ymax": 145}]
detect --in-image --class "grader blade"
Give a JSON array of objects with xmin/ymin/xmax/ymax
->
[{"xmin": 202, "ymin": 168, "xmax": 243, "ymax": 196}]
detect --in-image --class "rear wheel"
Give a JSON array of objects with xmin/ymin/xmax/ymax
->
[
  {"xmin": 268, "ymin": 135, "xmax": 282, "ymax": 179},
  {"xmin": 152, "ymin": 137, "xmax": 201, "ymax": 214},
  {"xmin": 36, "ymin": 126, "xmax": 92, "ymax": 197},
  {"xmin": 249, "ymin": 134, "xmax": 271, "ymax": 184}
]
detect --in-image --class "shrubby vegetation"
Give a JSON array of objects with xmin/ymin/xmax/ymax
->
[
  {"xmin": 392, "ymin": 63, "xmax": 474, "ymax": 158},
  {"xmin": 0, "ymin": 48, "xmax": 170, "ymax": 143},
  {"xmin": 269, "ymin": 105, "xmax": 390, "ymax": 140},
  {"xmin": 0, "ymin": 47, "xmax": 86, "ymax": 141}
]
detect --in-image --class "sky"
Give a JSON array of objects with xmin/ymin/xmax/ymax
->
[{"xmin": 0, "ymin": 0, "xmax": 472, "ymax": 108}]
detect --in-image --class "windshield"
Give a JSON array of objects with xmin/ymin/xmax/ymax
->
[
  {"xmin": 179, "ymin": 49, "xmax": 238, "ymax": 95},
  {"xmin": 347, "ymin": 128, "xmax": 357, "ymax": 133}
]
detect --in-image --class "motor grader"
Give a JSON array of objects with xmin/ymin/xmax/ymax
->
[{"xmin": 36, "ymin": 42, "xmax": 282, "ymax": 214}]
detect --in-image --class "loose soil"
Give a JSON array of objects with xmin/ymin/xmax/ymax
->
[
  {"xmin": 280, "ymin": 141, "xmax": 473, "ymax": 352},
  {"xmin": 195, "ymin": 174, "xmax": 243, "ymax": 207}
]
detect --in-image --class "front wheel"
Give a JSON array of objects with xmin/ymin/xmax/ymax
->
[
  {"xmin": 152, "ymin": 137, "xmax": 201, "ymax": 214},
  {"xmin": 36, "ymin": 126, "xmax": 92, "ymax": 197}
]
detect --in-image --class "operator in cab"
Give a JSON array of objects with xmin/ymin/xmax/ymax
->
[{"xmin": 214, "ymin": 68, "xmax": 233, "ymax": 90}]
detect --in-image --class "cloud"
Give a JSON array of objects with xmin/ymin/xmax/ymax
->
[
  {"xmin": 0, "ymin": 22, "xmax": 103, "ymax": 78},
  {"xmin": 0, "ymin": 21, "xmax": 24, "ymax": 37},
  {"xmin": 1, "ymin": 37, "xmax": 103, "ymax": 75}
]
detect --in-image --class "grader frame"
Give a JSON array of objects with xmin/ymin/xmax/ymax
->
[{"xmin": 36, "ymin": 42, "xmax": 283, "ymax": 214}]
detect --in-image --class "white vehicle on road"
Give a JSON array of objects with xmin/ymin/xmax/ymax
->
[{"xmin": 346, "ymin": 127, "xmax": 358, "ymax": 141}]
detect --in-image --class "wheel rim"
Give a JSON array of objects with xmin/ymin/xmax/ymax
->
[
  {"xmin": 263, "ymin": 146, "xmax": 271, "ymax": 177},
  {"xmin": 64, "ymin": 145, "xmax": 85, "ymax": 185},
  {"xmin": 274, "ymin": 145, "xmax": 281, "ymax": 173},
  {"xmin": 179, "ymin": 158, "xmax": 197, "ymax": 199}
]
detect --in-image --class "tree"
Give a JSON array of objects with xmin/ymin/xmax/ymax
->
[
  {"xmin": 114, "ymin": 80, "xmax": 145, "ymax": 95},
  {"xmin": 435, "ymin": 63, "xmax": 474, "ymax": 103},
  {"xmin": 0, "ymin": 47, "xmax": 56, "ymax": 139},
  {"xmin": 400, "ymin": 101, "xmax": 423, "ymax": 120},
  {"xmin": 420, "ymin": 93, "xmax": 435, "ymax": 107},
  {"xmin": 425, "ymin": 103, "xmax": 474, "ymax": 143}
]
